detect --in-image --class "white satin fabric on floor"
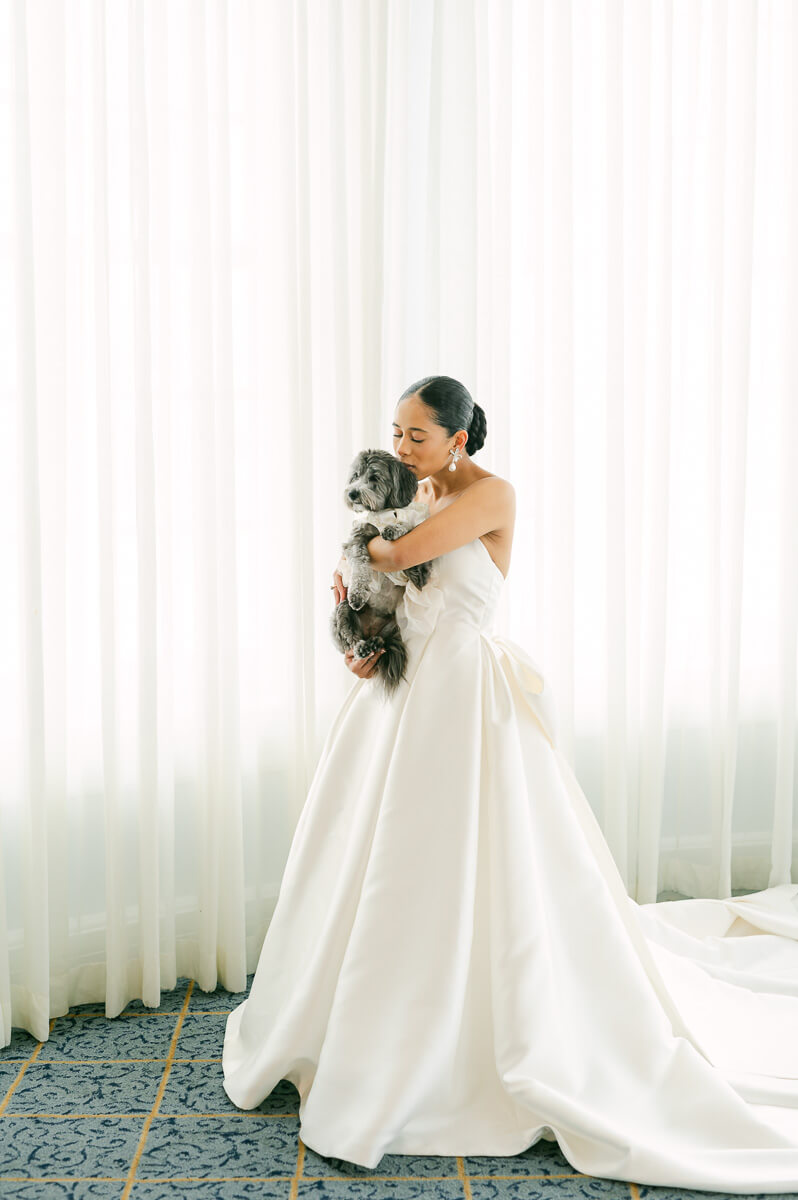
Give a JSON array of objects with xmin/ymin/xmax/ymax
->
[{"xmin": 222, "ymin": 537, "xmax": 798, "ymax": 1191}]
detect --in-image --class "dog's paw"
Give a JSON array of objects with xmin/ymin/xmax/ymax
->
[
  {"xmin": 347, "ymin": 589, "xmax": 369, "ymax": 611},
  {"xmin": 380, "ymin": 525, "xmax": 402, "ymax": 541},
  {"xmin": 350, "ymin": 522, "xmax": 380, "ymax": 547},
  {"xmin": 405, "ymin": 562, "xmax": 432, "ymax": 588},
  {"xmin": 354, "ymin": 637, "xmax": 384, "ymax": 659}
]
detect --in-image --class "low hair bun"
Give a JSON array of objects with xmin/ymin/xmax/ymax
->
[{"xmin": 466, "ymin": 402, "xmax": 487, "ymax": 455}]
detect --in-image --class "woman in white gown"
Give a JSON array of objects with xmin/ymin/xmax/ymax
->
[{"xmin": 222, "ymin": 376, "xmax": 798, "ymax": 1192}]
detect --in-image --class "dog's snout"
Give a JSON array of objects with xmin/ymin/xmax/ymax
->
[{"xmin": 347, "ymin": 489, "xmax": 360, "ymax": 501}]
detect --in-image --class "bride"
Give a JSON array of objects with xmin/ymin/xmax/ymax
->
[{"xmin": 222, "ymin": 375, "xmax": 798, "ymax": 1192}]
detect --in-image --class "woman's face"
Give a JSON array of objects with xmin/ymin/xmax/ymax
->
[{"xmin": 392, "ymin": 395, "xmax": 464, "ymax": 478}]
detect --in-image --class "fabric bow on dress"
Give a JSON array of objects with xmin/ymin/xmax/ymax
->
[
  {"xmin": 485, "ymin": 634, "xmax": 559, "ymax": 751},
  {"xmin": 396, "ymin": 559, "xmax": 558, "ymax": 752}
]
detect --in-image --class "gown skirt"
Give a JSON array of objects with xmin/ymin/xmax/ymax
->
[{"xmin": 222, "ymin": 536, "xmax": 798, "ymax": 1192}]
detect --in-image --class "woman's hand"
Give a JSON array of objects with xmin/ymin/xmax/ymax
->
[
  {"xmin": 344, "ymin": 646, "xmax": 385, "ymax": 678},
  {"xmin": 331, "ymin": 556, "xmax": 347, "ymax": 605}
]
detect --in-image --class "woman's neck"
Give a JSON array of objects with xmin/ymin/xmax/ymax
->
[{"xmin": 423, "ymin": 461, "xmax": 480, "ymax": 500}]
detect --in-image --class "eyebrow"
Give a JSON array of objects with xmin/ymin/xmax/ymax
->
[{"xmin": 392, "ymin": 422, "xmax": 428, "ymax": 433}]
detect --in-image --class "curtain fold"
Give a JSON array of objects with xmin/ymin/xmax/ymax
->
[{"xmin": 1, "ymin": 0, "xmax": 796, "ymax": 1046}]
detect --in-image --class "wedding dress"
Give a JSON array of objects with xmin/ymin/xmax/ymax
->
[{"xmin": 222, "ymin": 536, "xmax": 798, "ymax": 1191}]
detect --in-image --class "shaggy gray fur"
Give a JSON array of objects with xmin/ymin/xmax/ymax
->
[{"xmin": 331, "ymin": 448, "xmax": 437, "ymax": 698}]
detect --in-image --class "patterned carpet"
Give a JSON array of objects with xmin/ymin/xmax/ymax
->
[{"xmin": 0, "ymin": 965, "xmax": 735, "ymax": 1199}]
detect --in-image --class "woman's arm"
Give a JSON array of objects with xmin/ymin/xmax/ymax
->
[
  {"xmin": 363, "ymin": 533, "xmax": 399, "ymax": 573},
  {"xmin": 385, "ymin": 478, "xmax": 513, "ymax": 572}
]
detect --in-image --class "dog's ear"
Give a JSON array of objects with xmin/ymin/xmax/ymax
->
[{"xmin": 393, "ymin": 460, "xmax": 419, "ymax": 508}]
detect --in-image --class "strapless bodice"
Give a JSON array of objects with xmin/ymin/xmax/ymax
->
[
  {"xmin": 395, "ymin": 536, "xmax": 558, "ymax": 749},
  {"xmin": 396, "ymin": 536, "xmax": 504, "ymax": 640}
]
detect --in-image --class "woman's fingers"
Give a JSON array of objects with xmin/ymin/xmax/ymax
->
[
  {"xmin": 364, "ymin": 649, "xmax": 386, "ymax": 676},
  {"xmin": 332, "ymin": 569, "xmax": 347, "ymax": 605},
  {"xmin": 345, "ymin": 646, "xmax": 385, "ymax": 676}
]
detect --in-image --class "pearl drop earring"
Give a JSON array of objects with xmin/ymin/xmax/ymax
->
[{"xmin": 448, "ymin": 446, "xmax": 462, "ymax": 472}]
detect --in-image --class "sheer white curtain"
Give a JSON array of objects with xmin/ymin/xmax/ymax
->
[{"xmin": 1, "ymin": 0, "xmax": 796, "ymax": 1047}]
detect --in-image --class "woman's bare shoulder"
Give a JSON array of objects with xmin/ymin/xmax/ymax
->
[
  {"xmin": 474, "ymin": 470, "xmax": 514, "ymax": 493},
  {"xmin": 455, "ymin": 471, "xmax": 516, "ymax": 506},
  {"xmin": 414, "ymin": 471, "xmax": 514, "ymax": 504}
]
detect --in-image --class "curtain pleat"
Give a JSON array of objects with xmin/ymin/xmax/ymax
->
[
  {"xmin": 636, "ymin": 0, "xmax": 673, "ymax": 903},
  {"xmin": 772, "ymin": 0, "xmax": 798, "ymax": 884},
  {"xmin": 129, "ymin": 0, "xmax": 160, "ymax": 1003},
  {"xmin": 549, "ymin": 0, "xmax": 576, "ymax": 768},
  {"xmin": 603, "ymin": 0, "xmax": 628, "ymax": 883}
]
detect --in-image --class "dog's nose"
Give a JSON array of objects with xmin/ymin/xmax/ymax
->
[{"xmin": 347, "ymin": 489, "xmax": 359, "ymax": 501}]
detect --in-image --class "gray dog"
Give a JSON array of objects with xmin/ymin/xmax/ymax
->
[{"xmin": 331, "ymin": 449, "xmax": 437, "ymax": 698}]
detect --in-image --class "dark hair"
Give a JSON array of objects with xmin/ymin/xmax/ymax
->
[{"xmin": 397, "ymin": 375, "xmax": 487, "ymax": 455}]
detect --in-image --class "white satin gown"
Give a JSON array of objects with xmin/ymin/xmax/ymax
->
[{"xmin": 222, "ymin": 536, "xmax": 798, "ymax": 1191}]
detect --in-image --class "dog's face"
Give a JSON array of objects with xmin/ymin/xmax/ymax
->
[{"xmin": 344, "ymin": 449, "xmax": 418, "ymax": 513}]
